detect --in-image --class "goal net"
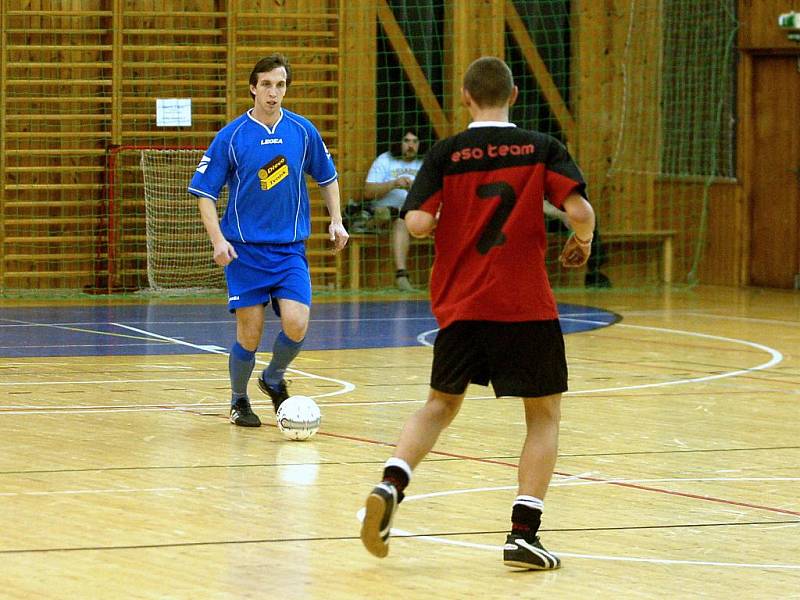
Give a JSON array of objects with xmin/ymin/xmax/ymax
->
[{"xmin": 140, "ymin": 149, "xmax": 228, "ymax": 291}]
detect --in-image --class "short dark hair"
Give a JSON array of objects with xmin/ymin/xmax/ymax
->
[
  {"xmin": 389, "ymin": 127, "xmax": 422, "ymax": 158},
  {"xmin": 462, "ymin": 56, "xmax": 514, "ymax": 108},
  {"xmin": 249, "ymin": 53, "xmax": 292, "ymax": 99}
]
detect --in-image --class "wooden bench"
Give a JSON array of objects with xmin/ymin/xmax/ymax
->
[
  {"xmin": 346, "ymin": 233, "xmax": 433, "ymax": 290},
  {"xmin": 346, "ymin": 229, "xmax": 676, "ymax": 289},
  {"xmin": 594, "ymin": 230, "xmax": 676, "ymax": 284}
]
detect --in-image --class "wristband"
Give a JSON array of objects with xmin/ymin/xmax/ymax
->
[{"xmin": 574, "ymin": 233, "xmax": 593, "ymax": 246}]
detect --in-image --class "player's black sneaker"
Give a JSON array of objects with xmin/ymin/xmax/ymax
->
[
  {"xmin": 360, "ymin": 482, "xmax": 400, "ymax": 558},
  {"xmin": 229, "ymin": 397, "xmax": 261, "ymax": 427},
  {"xmin": 503, "ymin": 533, "xmax": 561, "ymax": 570},
  {"xmin": 257, "ymin": 377, "xmax": 289, "ymax": 412}
]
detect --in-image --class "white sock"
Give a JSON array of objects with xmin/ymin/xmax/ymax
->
[
  {"xmin": 513, "ymin": 495, "xmax": 544, "ymax": 512},
  {"xmin": 384, "ymin": 457, "xmax": 412, "ymax": 481}
]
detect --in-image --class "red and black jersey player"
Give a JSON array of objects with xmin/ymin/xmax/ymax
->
[{"xmin": 360, "ymin": 56, "xmax": 596, "ymax": 571}]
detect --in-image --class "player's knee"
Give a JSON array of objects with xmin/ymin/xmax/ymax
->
[
  {"xmin": 237, "ymin": 332, "xmax": 261, "ymax": 352},
  {"xmin": 427, "ymin": 391, "xmax": 462, "ymax": 424},
  {"xmin": 283, "ymin": 319, "xmax": 308, "ymax": 342},
  {"xmin": 524, "ymin": 394, "xmax": 561, "ymax": 424}
]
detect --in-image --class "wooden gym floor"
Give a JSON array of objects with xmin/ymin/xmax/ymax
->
[{"xmin": 0, "ymin": 285, "xmax": 798, "ymax": 599}]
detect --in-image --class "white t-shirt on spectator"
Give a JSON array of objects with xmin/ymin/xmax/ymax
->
[{"xmin": 365, "ymin": 151, "xmax": 424, "ymax": 209}]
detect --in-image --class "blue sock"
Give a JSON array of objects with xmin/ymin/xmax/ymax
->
[
  {"xmin": 229, "ymin": 342, "xmax": 256, "ymax": 404},
  {"xmin": 262, "ymin": 331, "xmax": 303, "ymax": 386}
]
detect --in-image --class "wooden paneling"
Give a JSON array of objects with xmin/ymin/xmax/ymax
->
[
  {"xmin": 653, "ymin": 179, "xmax": 741, "ymax": 286},
  {"xmin": 377, "ymin": 0, "xmax": 449, "ymax": 139},
  {"xmin": 739, "ymin": 0, "xmax": 800, "ymax": 51},
  {"xmin": 445, "ymin": 0, "xmax": 505, "ymax": 132},
  {"xmin": 0, "ymin": 1, "xmax": 7, "ymax": 286},
  {"xmin": 2, "ymin": 3, "xmax": 112, "ymax": 290},
  {"xmin": 738, "ymin": 1, "xmax": 800, "ymax": 288},
  {"xmin": 572, "ymin": 0, "xmax": 614, "ymax": 214},
  {"xmin": 337, "ymin": 1, "xmax": 375, "ymax": 204},
  {"xmin": 0, "ymin": 1, "xmax": 755, "ymax": 291},
  {"xmin": 1, "ymin": 0, "xmax": 340, "ymax": 292},
  {"xmin": 749, "ymin": 55, "xmax": 800, "ymax": 288},
  {"xmin": 506, "ymin": 0, "xmax": 575, "ymax": 146},
  {"xmin": 572, "ymin": 0, "xmax": 749, "ymax": 286},
  {"xmin": 690, "ymin": 181, "xmax": 744, "ymax": 287}
]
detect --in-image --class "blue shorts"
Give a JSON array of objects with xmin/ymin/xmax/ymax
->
[{"xmin": 224, "ymin": 241, "xmax": 311, "ymax": 314}]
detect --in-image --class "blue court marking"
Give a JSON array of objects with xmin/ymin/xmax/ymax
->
[{"xmin": 0, "ymin": 301, "xmax": 618, "ymax": 358}]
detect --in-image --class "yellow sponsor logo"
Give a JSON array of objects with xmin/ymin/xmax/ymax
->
[{"xmin": 258, "ymin": 156, "xmax": 289, "ymax": 190}]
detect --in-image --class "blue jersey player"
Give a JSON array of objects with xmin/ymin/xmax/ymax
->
[{"xmin": 189, "ymin": 53, "xmax": 349, "ymax": 427}]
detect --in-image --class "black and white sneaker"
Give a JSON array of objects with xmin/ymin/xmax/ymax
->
[
  {"xmin": 360, "ymin": 482, "xmax": 399, "ymax": 558},
  {"xmin": 503, "ymin": 533, "xmax": 561, "ymax": 570},
  {"xmin": 229, "ymin": 397, "xmax": 261, "ymax": 427},
  {"xmin": 257, "ymin": 377, "xmax": 289, "ymax": 412}
]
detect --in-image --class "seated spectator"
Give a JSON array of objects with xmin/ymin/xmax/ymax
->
[{"xmin": 363, "ymin": 127, "xmax": 425, "ymax": 291}]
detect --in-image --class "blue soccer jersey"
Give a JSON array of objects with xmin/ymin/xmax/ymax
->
[{"xmin": 188, "ymin": 108, "xmax": 337, "ymax": 244}]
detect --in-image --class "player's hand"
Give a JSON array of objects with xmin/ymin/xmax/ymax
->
[
  {"xmin": 212, "ymin": 240, "xmax": 237, "ymax": 267},
  {"xmin": 329, "ymin": 221, "xmax": 349, "ymax": 253},
  {"xmin": 559, "ymin": 233, "xmax": 592, "ymax": 267},
  {"xmin": 395, "ymin": 176, "xmax": 413, "ymax": 190}
]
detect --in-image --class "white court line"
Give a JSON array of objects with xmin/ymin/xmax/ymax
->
[
  {"xmin": 1, "ymin": 313, "xmax": 787, "ymax": 417},
  {"xmin": 7, "ymin": 316, "xmax": 797, "ymax": 570},
  {"xmin": 551, "ymin": 476, "xmax": 800, "ymax": 486},
  {"xmin": 0, "ymin": 483, "xmax": 270, "ymax": 497},
  {"xmin": 0, "ymin": 377, "xmax": 239, "ymax": 387},
  {"xmin": 0, "ymin": 487, "xmax": 185, "ymax": 497},
  {"xmin": 0, "ymin": 398, "xmax": 433, "ymax": 415},
  {"xmin": 619, "ymin": 310, "xmax": 800, "ymax": 327},
  {"xmin": 387, "ymin": 530, "xmax": 800, "ymax": 570},
  {"xmin": 0, "ymin": 316, "xmax": 437, "ymax": 328},
  {"xmin": 2, "ymin": 317, "xmax": 784, "ymax": 409},
  {"xmin": 419, "ymin": 320, "xmax": 783, "ymax": 396},
  {"xmin": 566, "ymin": 320, "xmax": 783, "ymax": 394},
  {"xmin": 111, "ymin": 322, "xmax": 355, "ymax": 399},
  {"xmin": 356, "ymin": 478, "xmax": 800, "ymax": 571}
]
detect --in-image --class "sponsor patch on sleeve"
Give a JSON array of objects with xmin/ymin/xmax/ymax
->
[{"xmin": 196, "ymin": 154, "xmax": 211, "ymax": 174}]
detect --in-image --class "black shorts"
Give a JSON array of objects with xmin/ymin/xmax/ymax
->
[{"xmin": 431, "ymin": 320, "xmax": 568, "ymax": 398}]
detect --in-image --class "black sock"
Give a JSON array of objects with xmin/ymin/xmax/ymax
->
[
  {"xmin": 511, "ymin": 504, "xmax": 542, "ymax": 537},
  {"xmin": 381, "ymin": 465, "xmax": 409, "ymax": 502},
  {"xmin": 395, "ymin": 269, "xmax": 408, "ymax": 279}
]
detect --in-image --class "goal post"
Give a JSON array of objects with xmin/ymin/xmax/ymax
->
[
  {"xmin": 138, "ymin": 148, "xmax": 228, "ymax": 291},
  {"xmin": 107, "ymin": 145, "xmax": 340, "ymax": 295}
]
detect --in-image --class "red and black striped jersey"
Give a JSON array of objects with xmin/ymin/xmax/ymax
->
[{"xmin": 402, "ymin": 122, "xmax": 586, "ymax": 328}]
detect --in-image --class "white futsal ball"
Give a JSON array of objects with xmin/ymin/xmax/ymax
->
[{"xmin": 276, "ymin": 395, "xmax": 321, "ymax": 441}]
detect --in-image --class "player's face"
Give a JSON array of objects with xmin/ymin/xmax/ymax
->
[
  {"xmin": 250, "ymin": 67, "xmax": 287, "ymax": 123},
  {"xmin": 401, "ymin": 133, "xmax": 419, "ymax": 160}
]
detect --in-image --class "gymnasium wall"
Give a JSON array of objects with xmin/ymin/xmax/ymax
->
[{"xmin": 0, "ymin": 0, "xmax": 762, "ymax": 294}]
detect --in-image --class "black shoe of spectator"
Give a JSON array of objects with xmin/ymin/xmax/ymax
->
[{"xmin": 585, "ymin": 272, "xmax": 612, "ymax": 288}]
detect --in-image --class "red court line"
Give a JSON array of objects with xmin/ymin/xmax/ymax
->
[
  {"xmin": 8, "ymin": 404, "xmax": 797, "ymax": 520},
  {"xmin": 318, "ymin": 430, "xmax": 800, "ymax": 518}
]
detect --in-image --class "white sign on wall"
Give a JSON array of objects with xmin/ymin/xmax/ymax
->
[{"xmin": 156, "ymin": 98, "xmax": 192, "ymax": 127}]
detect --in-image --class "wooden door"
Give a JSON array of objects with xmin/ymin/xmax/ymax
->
[{"xmin": 750, "ymin": 56, "xmax": 800, "ymax": 288}]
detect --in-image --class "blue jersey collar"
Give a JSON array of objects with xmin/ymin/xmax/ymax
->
[{"xmin": 247, "ymin": 108, "xmax": 284, "ymax": 134}]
